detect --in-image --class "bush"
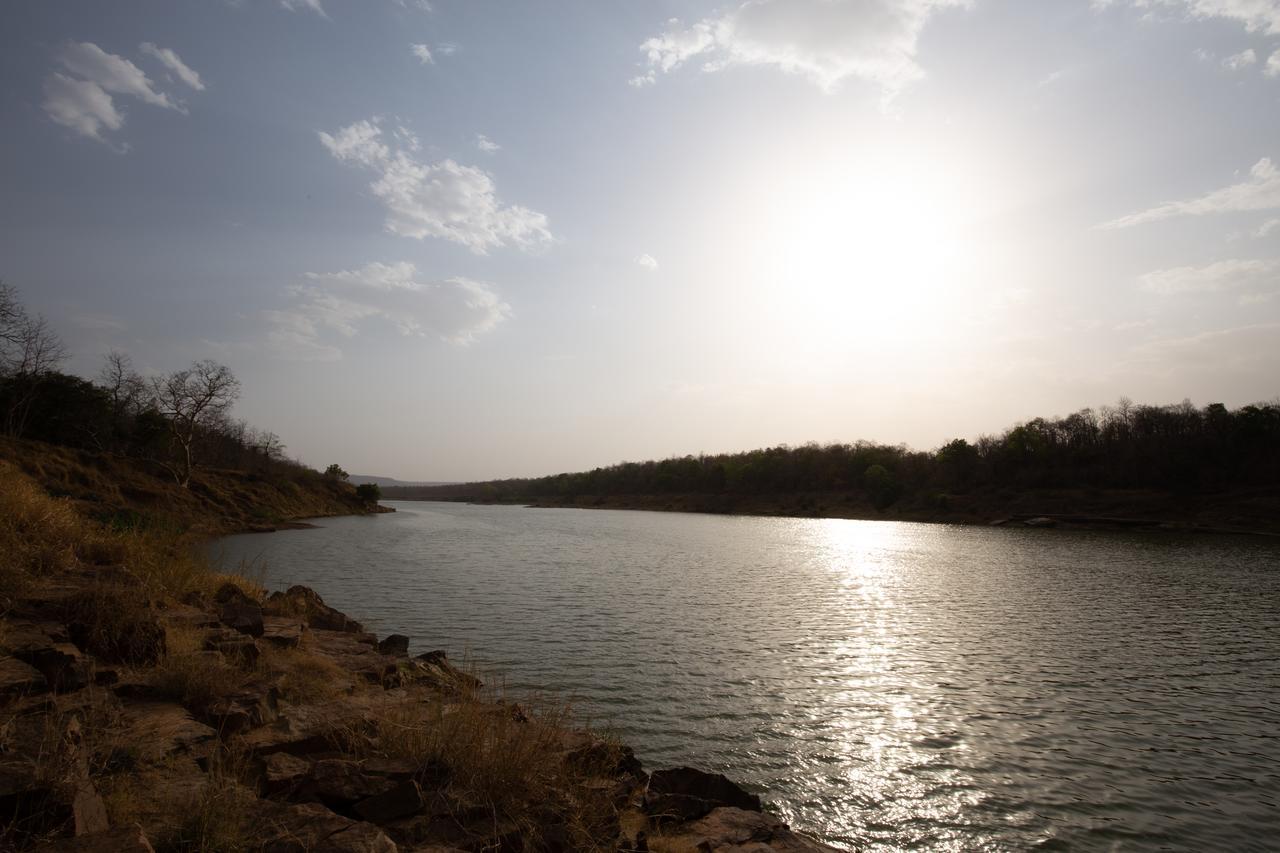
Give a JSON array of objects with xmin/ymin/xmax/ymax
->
[{"xmin": 355, "ymin": 482, "xmax": 381, "ymax": 503}]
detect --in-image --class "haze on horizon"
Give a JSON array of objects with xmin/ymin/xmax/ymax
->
[{"xmin": 2, "ymin": 0, "xmax": 1279, "ymax": 482}]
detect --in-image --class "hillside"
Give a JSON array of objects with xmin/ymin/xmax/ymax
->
[{"xmin": 384, "ymin": 399, "xmax": 1280, "ymax": 536}]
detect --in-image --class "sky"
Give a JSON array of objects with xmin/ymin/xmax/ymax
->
[{"xmin": 2, "ymin": 0, "xmax": 1279, "ymax": 480}]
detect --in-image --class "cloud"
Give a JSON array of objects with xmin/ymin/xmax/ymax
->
[
  {"xmin": 1127, "ymin": 323, "xmax": 1280, "ymax": 378},
  {"xmin": 1138, "ymin": 258, "xmax": 1280, "ymax": 294},
  {"xmin": 1268, "ymin": 49, "xmax": 1280, "ymax": 76},
  {"xmin": 318, "ymin": 119, "xmax": 553, "ymax": 254},
  {"xmin": 1222, "ymin": 48, "xmax": 1257, "ymax": 69},
  {"xmin": 1101, "ymin": 157, "xmax": 1280, "ymax": 228},
  {"xmin": 1096, "ymin": 0, "xmax": 1280, "ymax": 33},
  {"xmin": 1256, "ymin": 217, "xmax": 1280, "ymax": 237},
  {"xmin": 139, "ymin": 43, "xmax": 205, "ymax": 91},
  {"xmin": 281, "ymin": 0, "xmax": 328, "ymax": 16},
  {"xmin": 42, "ymin": 73, "xmax": 125, "ymax": 146},
  {"xmin": 475, "ymin": 133, "xmax": 500, "ymax": 153},
  {"xmin": 411, "ymin": 43, "xmax": 434, "ymax": 64},
  {"xmin": 635, "ymin": 253, "xmax": 659, "ymax": 270},
  {"xmin": 632, "ymin": 0, "xmax": 971, "ymax": 95},
  {"xmin": 57, "ymin": 42, "xmax": 179, "ymax": 110},
  {"xmin": 267, "ymin": 261, "xmax": 511, "ymax": 359},
  {"xmin": 42, "ymin": 42, "xmax": 197, "ymax": 149}
]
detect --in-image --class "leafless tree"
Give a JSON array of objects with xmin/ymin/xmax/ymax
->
[
  {"xmin": 98, "ymin": 351, "xmax": 147, "ymax": 419},
  {"xmin": 152, "ymin": 359, "xmax": 241, "ymax": 486},
  {"xmin": 1, "ymin": 281, "xmax": 68, "ymax": 436}
]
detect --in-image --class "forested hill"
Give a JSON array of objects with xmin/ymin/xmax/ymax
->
[{"xmin": 385, "ymin": 399, "xmax": 1280, "ymax": 534}]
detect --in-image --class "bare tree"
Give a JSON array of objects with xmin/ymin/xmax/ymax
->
[
  {"xmin": 98, "ymin": 351, "xmax": 147, "ymax": 418},
  {"xmin": 152, "ymin": 360, "xmax": 241, "ymax": 486},
  {"xmin": 1, "ymin": 282, "xmax": 68, "ymax": 436}
]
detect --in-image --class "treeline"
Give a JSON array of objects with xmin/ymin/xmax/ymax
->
[
  {"xmin": 0, "ymin": 282, "xmax": 315, "ymax": 488},
  {"xmin": 392, "ymin": 398, "xmax": 1280, "ymax": 509}
]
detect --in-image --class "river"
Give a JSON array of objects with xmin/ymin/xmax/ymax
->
[{"xmin": 210, "ymin": 501, "xmax": 1280, "ymax": 851}]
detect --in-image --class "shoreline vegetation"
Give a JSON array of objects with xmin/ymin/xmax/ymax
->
[
  {"xmin": 0, "ymin": 441, "xmax": 839, "ymax": 851},
  {"xmin": 383, "ymin": 399, "xmax": 1280, "ymax": 537}
]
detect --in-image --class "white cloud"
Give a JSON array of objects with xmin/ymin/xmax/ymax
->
[
  {"xmin": 633, "ymin": 0, "xmax": 971, "ymax": 95},
  {"xmin": 1101, "ymin": 157, "xmax": 1280, "ymax": 228},
  {"xmin": 1098, "ymin": 0, "xmax": 1280, "ymax": 33},
  {"xmin": 42, "ymin": 73, "xmax": 125, "ymax": 146},
  {"xmin": 57, "ymin": 42, "xmax": 179, "ymax": 110},
  {"xmin": 42, "ymin": 42, "xmax": 197, "ymax": 149},
  {"xmin": 140, "ymin": 43, "xmax": 205, "ymax": 91},
  {"xmin": 281, "ymin": 0, "xmax": 328, "ymax": 16},
  {"xmin": 1267, "ymin": 49, "xmax": 1280, "ymax": 75},
  {"xmin": 267, "ymin": 261, "xmax": 511, "ymax": 359},
  {"xmin": 1222, "ymin": 47, "xmax": 1257, "ymax": 69},
  {"xmin": 1138, "ymin": 258, "xmax": 1280, "ymax": 293},
  {"xmin": 411, "ymin": 43, "xmax": 434, "ymax": 64},
  {"xmin": 318, "ymin": 119, "xmax": 553, "ymax": 254},
  {"xmin": 435, "ymin": 43, "xmax": 459, "ymax": 56},
  {"xmin": 475, "ymin": 133, "xmax": 500, "ymax": 153},
  {"xmin": 635, "ymin": 253, "xmax": 659, "ymax": 270},
  {"xmin": 1256, "ymin": 217, "xmax": 1280, "ymax": 236},
  {"xmin": 1127, "ymin": 323, "xmax": 1280, "ymax": 378}
]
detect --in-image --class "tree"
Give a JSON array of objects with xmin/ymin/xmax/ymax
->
[
  {"xmin": 324, "ymin": 464, "xmax": 350, "ymax": 481},
  {"xmin": 0, "ymin": 282, "xmax": 67, "ymax": 436},
  {"xmin": 152, "ymin": 360, "xmax": 241, "ymax": 486},
  {"xmin": 355, "ymin": 483, "xmax": 381, "ymax": 503}
]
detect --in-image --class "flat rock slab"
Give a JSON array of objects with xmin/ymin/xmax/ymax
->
[
  {"xmin": 654, "ymin": 807, "xmax": 841, "ymax": 852},
  {"xmin": 0, "ymin": 656, "xmax": 48, "ymax": 699},
  {"xmin": 31, "ymin": 823, "xmax": 156, "ymax": 851},
  {"xmin": 258, "ymin": 801, "xmax": 398, "ymax": 853},
  {"xmin": 262, "ymin": 616, "xmax": 306, "ymax": 649},
  {"xmin": 118, "ymin": 701, "xmax": 217, "ymax": 763}
]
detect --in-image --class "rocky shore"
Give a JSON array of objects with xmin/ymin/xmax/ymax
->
[{"xmin": 1, "ymin": 571, "xmax": 840, "ymax": 851}]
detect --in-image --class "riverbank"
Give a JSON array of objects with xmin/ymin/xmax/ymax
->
[
  {"xmin": 396, "ymin": 484, "xmax": 1280, "ymax": 538},
  {"xmin": 0, "ymin": 459, "xmax": 838, "ymax": 851}
]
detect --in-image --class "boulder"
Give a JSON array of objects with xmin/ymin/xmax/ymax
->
[
  {"xmin": 219, "ymin": 601, "xmax": 265, "ymax": 638},
  {"xmin": 0, "ymin": 656, "xmax": 48, "ymax": 699},
  {"xmin": 264, "ymin": 586, "xmax": 365, "ymax": 634},
  {"xmin": 118, "ymin": 701, "xmax": 217, "ymax": 763},
  {"xmin": 261, "ymin": 752, "xmax": 313, "ymax": 796},
  {"xmin": 354, "ymin": 779, "xmax": 424, "ymax": 824},
  {"xmin": 377, "ymin": 635, "xmax": 410, "ymax": 658},
  {"xmin": 659, "ymin": 806, "xmax": 842, "ymax": 852},
  {"xmin": 310, "ymin": 631, "xmax": 399, "ymax": 686},
  {"xmin": 34, "ymin": 823, "xmax": 157, "ymax": 851},
  {"xmin": 258, "ymin": 801, "xmax": 398, "ymax": 853},
  {"xmin": 204, "ymin": 682, "xmax": 280, "ymax": 735},
  {"xmin": 305, "ymin": 759, "xmax": 397, "ymax": 807},
  {"xmin": 262, "ymin": 616, "xmax": 306, "ymax": 649},
  {"xmin": 644, "ymin": 767, "xmax": 761, "ymax": 822},
  {"xmin": 408, "ymin": 652, "xmax": 481, "ymax": 693}
]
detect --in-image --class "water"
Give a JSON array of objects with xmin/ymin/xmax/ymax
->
[{"xmin": 211, "ymin": 502, "xmax": 1280, "ymax": 851}]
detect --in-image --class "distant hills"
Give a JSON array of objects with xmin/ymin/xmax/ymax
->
[{"xmin": 349, "ymin": 474, "xmax": 456, "ymax": 488}]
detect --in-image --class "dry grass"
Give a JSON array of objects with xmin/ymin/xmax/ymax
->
[
  {"xmin": 150, "ymin": 625, "xmax": 244, "ymax": 710},
  {"xmin": 256, "ymin": 643, "xmax": 350, "ymax": 704},
  {"xmin": 366, "ymin": 679, "xmax": 626, "ymax": 850},
  {"xmin": 0, "ymin": 461, "xmax": 89, "ymax": 586}
]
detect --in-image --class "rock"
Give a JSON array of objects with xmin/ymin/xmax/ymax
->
[
  {"xmin": 118, "ymin": 701, "xmax": 217, "ymax": 763},
  {"xmin": 35, "ymin": 823, "xmax": 157, "ymax": 851},
  {"xmin": 34, "ymin": 823, "xmax": 157, "ymax": 851},
  {"xmin": 204, "ymin": 682, "xmax": 280, "ymax": 735},
  {"xmin": 4, "ymin": 624, "xmax": 91, "ymax": 693},
  {"xmin": 258, "ymin": 801, "xmax": 398, "ymax": 853},
  {"xmin": 644, "ymin": 767, "xmax": 761, "ymax": 823},
  {"xmin": 219, "ymin": 600, "xmax": 265, "ymax": 638},
  {"xmin": 264, "ymin": 586, "xmax": 365, "ymax": 634},
  {"xmin": 355, "ymin": 779, "xmax": 424, "ymax": 824},
  {"xmin": 204, "ymin": 631, "xmax": 261, "ymax": 667},
  {"xmin": 261, "ymin": 752, "xmax": 313, "ymax": 796},
  {"xmin": 377, "ymin": 635, "xmax": 410, "ymax": 658},
  {"xmin": 0, "ymin": 656, "xmax": 48, "ymax": 699},
  {"xmin": 661, "ymin": 806, "xmax": 841, "ymax": 852},
  {"xmin": 311, "ymin": 631, "xmax": 399, "ymax": 686},
  {"xmin": 262, "ymin": 616, "xmax": 306, "ymax": 649},
  {"xmin": 563, "ymin": 731, "xmax": 644, "ymax": 780},
  {"xmin": 408, "ymin": 652, "xmax": 481, "ymax": 693},
  {"xmin": 305, "ymin": 759, "xmax": 397, "ymax": 807}
]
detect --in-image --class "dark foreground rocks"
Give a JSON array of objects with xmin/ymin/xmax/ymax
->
[{"xmin": 1, "ymin": 578, "xmax": 841, "ymax": 852}]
